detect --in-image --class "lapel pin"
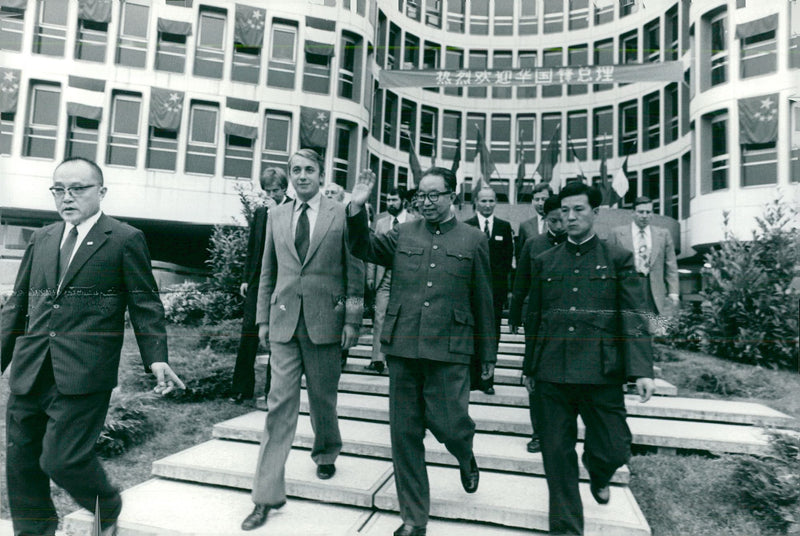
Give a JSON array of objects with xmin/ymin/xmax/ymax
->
[
  {"xmin": 87, "ymin": 241, "xmax": 94, "ymax": 246},
  {"xmin": 279, "ymin": 304, "xmax": 286, "ymax": 311}
]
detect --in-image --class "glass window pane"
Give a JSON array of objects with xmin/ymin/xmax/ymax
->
[
  {"xmin": 122, "ymin": 3, "xmax": 148, "ymax": 38},
  {"xmin": 191, "ymin": 108, "xmax": 217, "ymax": 143},
  {"xmin": 32, "ymin": 88, "xmax": 59, "ymax": 126},
  {"xmin": 112, "ymin": 99, "xmax": 141, "ymax": 135}
]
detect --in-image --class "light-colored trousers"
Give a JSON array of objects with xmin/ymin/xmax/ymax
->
[{"xmin": 371, "ymin": 273, "xmax": 392, "ymax": 363}]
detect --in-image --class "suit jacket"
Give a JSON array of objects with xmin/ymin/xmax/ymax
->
[
  {"xmin": 523, "ymin": 236, "xmax": 653, "ymax": 385},
  {"xmin": 1, "ymin": 214, "xmax": 168, "ymax": 395},
  {"xmin": 348, "ymin": 210, "xmax": 496, "ymax": 366},
  {"xmin": 464, "ymin": 216, "xmax": 514, "ymax": 294},
  {"xmin": 508, "ymin": 231, "xmax": 566, "ymax": 327},
  {"xmin": 256, "ymin": 195, "xmax": 364, "ymax": 345},
  {"xmin": 243, "ymin": 197, "xmax": 293, "ymax": 289},
  {"xmin": 607, "ymin": 225, "xmax": 679, "ymax": 315},
  {"xmin": 516, "ymin": 215, "xmax": 543, "ymax": 264}
]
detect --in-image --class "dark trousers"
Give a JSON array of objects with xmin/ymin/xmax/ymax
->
[
  {"xmin": 535, "ymin": 382, "xmax": 632, "ymax": 536},
  {"xmin": 387, "ymin": 356, "xmax": 475, "ymax": 527},
  {"xmin": 6, "ymin": 359, "xmax": 121, "ymax": 535},
  {"xmin": 231, "ymin": 285, "xmax": 271, "ymax": 398}
]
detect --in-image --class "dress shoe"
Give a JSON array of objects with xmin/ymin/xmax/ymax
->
[
  {"xmin": 316, "ymin": 463, "xmax": 336, "ymax": 480},
  {"xmin": 100, "ymin": 522, "xmax": 118, "ymax": 536},
  {"xmin": 460, "ymin": 454, "xmax": 480, "ymax": 493},
  {"xmin": 483, "ymin": 386, "xmax": 495, "ymax": 395},
  {"xmin": 393, "ymin": 523, "xmax": 427, "ymax": 536},
  {"xmin": 228, "ymin": 393, "xmax": 249, "ymax": 404},
  {"xmin": 364, "ymin": 361, "xmax": 385, "ymax": 373},
  {"xmin": 241, "ymin": 502, "xmax": 285, "ymax": 531},
  {"xmin": 590, "ymin": 482, "xmax": 611, "ymax": 505},
  {"xmin": 527, "ymin": 437, "xmax": 541, "ymax": 453}
]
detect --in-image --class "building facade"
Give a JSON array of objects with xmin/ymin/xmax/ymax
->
[{"xmin": 0, "ymin": 0, "xmax": 798, "ymax": 279}]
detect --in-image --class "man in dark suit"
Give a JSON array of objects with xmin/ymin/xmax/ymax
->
[
  {"xmin": 521, "ymin": 182, "xmax": 654, "ymax": 536},
  {"xmin": 241, "ymin": 149, "xmax": 364, "ymax": 531},
  {"xmin": 347, "ymin": 167, "xmax": 496, "ymax": 536},
  {"xmin": 1, "ymin": 157, "xmax": 184, "ymax": 536},
  {"xmin": 509, "ymin": 196, "xmax": 567, "ymax": 454},
  {"xmin": 516, "ymin": 182, "xmax": 553, "ymax": 264},
  {"xmin": 464, "ymin": 186, "xmax": 513, "ymax": 395},
  {"xmin": 230, "ymin": 167, "xmax": 292, "ymax": 404}
]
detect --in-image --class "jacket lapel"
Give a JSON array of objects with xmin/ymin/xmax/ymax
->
[
  {"xmin": 42, "ymin": 223, "xmax": 64, "ymax": 290},
  {"xmin": 58, "ymin": 215, "xmax": 111, "ymax": 295},
  {"xmin": 303, "ymin": 196, "xmax": 334, "ymax": 265},
  {"xmin": 279, "ymin": 203, "xmax": 301, "ymax": 265}
]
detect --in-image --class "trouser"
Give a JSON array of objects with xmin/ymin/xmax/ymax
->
[
  {"xmin": 250, "ymin": 312, "xmax": 342, "ymax": 505},
  {"xmin": 370, "ymin": 274, "xmax": 391, "ymax": 364},
  {"xmin": 528, "ymin": 387, "xmax": 539, "ymax": 439},
  {"xmin": 7, "ymin": 357, "xmax": 121, "ymax": 535},
  {"xmin": 387, "ymin": 356, "xmax": 475, "ymax": 527},
  {"xmin": 231, "ymin": 285, "xmax": 271, "ymax": 398},
  {"xmin": 535, "ymin": 381, "xmax": 632, "ymax": 536}
]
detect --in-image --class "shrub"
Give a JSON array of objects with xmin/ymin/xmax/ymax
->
[
  {"xmin": 204, "ymin": 224, "xmax": 247, "ymax": 323},
  {"xmin": 197, "ymin": 318, "xmax": 243, "ymax": 354},
  {"xmin": 162, "ymin": 281, "xmax": 205, "ymax": 325},
  {"xmin": 97, "ymin": 391, "xmax": 158, "ymax": 457},
  {"xmin": 700, "ymin": 197, "xmax": 799, "ymax": 370},
  {"xmin": 660, "ymin": 306, "xmax": 705, "ymax": 352}
]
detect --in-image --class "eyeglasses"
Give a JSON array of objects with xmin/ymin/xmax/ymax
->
[
  {"xmin": 49, "ymin": 184, "xmax": 99, "ymax": 198},
  {"xmin": 413, "ymin": 190, "xmax": 451, "ymax": 204}
]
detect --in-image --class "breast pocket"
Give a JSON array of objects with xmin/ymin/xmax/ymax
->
[
  {"xmin": 539, "ymin": 273, "xmax": 565, "ymax": 302},
  {"xmin": 444, "ymin": 249, "xmax": 473, "ymax": 278},
  {"xmin": 396, "ymin": 246, "xmax": 424, "ymax": 271}
]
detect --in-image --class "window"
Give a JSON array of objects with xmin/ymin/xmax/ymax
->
[
  {"xmin": 490, "ymin": 114, "xmax": 510, "ymax": 163},
  {"xmin": 593, "ymin": 39, "xmax": 613, "ymax": 92},
  {"xmin": 376, "ymin": 12, "xmax": 387, "ymax": 66},
  {"xmin": 34, "ymin": 0, "xmax": 67, "ymax": 56},
  {"xmin": 494, "ymin": 0, "xmax": 513, "ymax": 36},
  {"xmin": 116, "ymin": 1, "xmax": 149, "ymax": 68},
  {"xmin": 232, "ymin": 45, "xmax": 260, "ymax": 84},
  {"xmin": 406, "ymin": 0, "xmax": 421, "ymax": 21},
  {"xmin": 403, "ymin": 33, "xmax": 419, "ymax": 69},
  {"xmin": 387, "ymin": 23, "xmax": 401, "ymax": 69},
  {"xmin": 620, "ymin": 0, "xmax": 637, "ymax": 18},
  {"xmin": 594, "ymin": 0, "xmax": 613, "ymax": 25},
  {"xmin": 643, "ymin": 91, "xmax": 660, "ymax": 151},
  {"xmin": 425, "ymin": 0, "xmax": 442, "ymax": 28},
  {"xmin": 711, "ymin": 114, "xmax": 728, "ymax": 190},
  {"xmin": 620, "ymin": 30, "xmax": 638, "ymax": 64},
  {"xmin": 383, "ymin": 91, "xmax": 398, "ymax": 147},
  {"xmin": 339, "ymin": 33, "xmax": 362, "ymax": 101},
  {"xmin": 186, "ymin": 103, "xmax": 218, "ymax": 175},
  {"xmin": 642, "ymin": 166, "xmax": 660, "ymax": 213},
  {"xmin": 370, "ymin": 82, "xmax": 382, "ymax": 140},
  {"xmin": 106, "ymin": 93, "xmax": 141, "ymax": 167},
  {"xmin": 75, "ymin": 19, "xmax": 108, "ymax": 62},
  {"xmin": 146, "ymin": 128, "xmax": 178, "ymax": 171},
  {"xmin": 66, "ymin": 115, "xmax": 100, "ymax": 160},
  {"xmin": 492, "ymin": 51, "xmax": 512, "ymax": 99},
  {"xmin": 568, "ymin": 45, "xmax": 588, "ymax": 95},
  {"xmin": 517, "ymin": 51, "xmax": 537, "ymax": 99},
  {"xmin": 444, "ymin": 47, "xmax": 463, "ymax": 96},
  {"xmin": 710, "ymin": 13, "xmax": 727, "ymax": 86},
  {"xmin": 541, "ymin": 113, "xmax": 561, "ymax": 159},
  {"xmin": 664, "ymin": 160, "xmax": 679, "ymax": 219},
  {"xmin": 665, "ymin": 6, "xmax": 679, "ymax": 61},
  {"xmin": 542, "ymin": 48, "xmax": 562, "ymax": 98},
  {"xmin": 400, "ymin": 99, "xmax": 417, "ymax": 152},
  {"xmin": 741, "ymin": 31, "xmax": 777, "ymax": 78},
  {"xmin": 644, "ymin": 19, "xmax": 660, "ymax": 63},
  {"xmin": 568, "ymin": 0, "xmax": 588, "ymax": 30},
  {"xmin": 470, "ymin": 0, "xmax": 488, "ymax": 35},
  {"xmin": 619, "ymin": 100, "xmax": 638, "ymax": 155},
  {"xmin": 24, "ymin": 83, "xmax": 60, "ymax": 159},
  {"xmin": 468, "ymin": 50, "xmax": 487, "ymax": 98},
  {"xmin": 664, "ymin": 83, "xmax": 678, "ymax": 144},
  {"xmin": 593, "ymin": 106, "xmax": 612, "ymax": 160},
  {"xmin": 623, "ymin": 171, "xmax": 638, "ymax": 207},
  {"xmin": 423, "ymin": 41, "xmax": 440, "ymax": 92},
  {"xmin": 156, "ymin": 32, "xmax": 187, "ymax": 73},
  {"xmin": 332, "ymin": 121, "xmax": 357, "ymax": 186},
  {"xmin": 519, "ymin": 0, "xmax": 537, "ymax": 35},
  {"xmin": 0, "ymin": 112, "xmax": 13, "ymax": 155},
  {"xmin": 0, "ymin": 6, "xmax": 24, "ymax": 51},
  {"xmin": 543, "ymin": 0, "xmax": 563, "ymax": 34},
  {"xmin": 442, "ymin": 110, "xmax": 461, "ymax": 160},
  {"xmin": 261, "ymin": 111, "xmax": 292, "ymax": 171},
  {"xmin": 380, "ymin": 161, "xmax": 395, "ymax": 198},
  {"xmin": 224, "ymin": 134, "xmax": 254, "ymax": 178},
  {"xmin": 268, "ymin": 23, "xmax": 297, "ymax": 89},
  {"xmin": 420, "ymin": 106, "xmax": 437, "ymax": 157},
  {"xmin": 741, "ymin": 143, "xmax": 777, "ymax": 186},
  {"xmin": 447, "ymin": 0, "xmax": 465, "ymax": 32},
  {"xmin": 303, "ymin": 42, "xmax": 333, "ymax": 95},
  {"xmin": 466, "ymin": 113, "xmax": 486, "ymax": 161},
  {"xmin": 194, "ymin": 9, "xmax": 226, "ymax": 79},
  {"xmin": 681, "ymin": 152, "xmax": 691, "ymax": 215},
  {"xmin": 567, "ymin": 111, "xmax": 587, "ymax": 161},
  {"xmin": 517, "ymin": 114, "xmax": 536, "ymax": 162}
]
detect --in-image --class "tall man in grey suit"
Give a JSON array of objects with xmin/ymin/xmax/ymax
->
[
  {"xmin": 607, "ymin": 196, "xmax": 679, "ymax": 319},
  {"xmin": 1, "ymin": 157, "xmax": 184, "ymax": 536},
  {"xmin": 241, "ymin": 149, "xmax": 364, "ymax": 531},
  {"xmin": 347, "ymin": 167, "xmax": 496, "ymax": 536}
]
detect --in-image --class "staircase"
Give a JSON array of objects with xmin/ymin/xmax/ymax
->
[{"xmin": 62, "ymin": 321, "xmax": 795, "ymax": 535}]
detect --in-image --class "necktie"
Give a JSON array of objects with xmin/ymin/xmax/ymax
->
[
  {"xmin": 637, "ymin": 229, "xmax": 650, "ymax": 275},
  {"xmin": 393, "ymin": 217, "xmax": 399, "ymax": 230},
  {"xmin": 59, "ymin": 226, "xmax": 79, "ymax": 284},
  {"xmin": 295, "ymin": 203, "xmax": 310, "ymax": 262},
  {"xmin": 483, "ymin": 219, "xmax": 491, "ymax": 239}
]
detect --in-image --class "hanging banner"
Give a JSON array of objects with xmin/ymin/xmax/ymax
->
[
  {"xmin": 379, "ymin": 61, "xmax": 684, "ymax": 88},
  {"xmin": 0, "ymin": 68, "xmax": 20, "ymax": 113},
  {"xmin": 149, "ymin": 88, "xmax": 185, "ymax": 130}
]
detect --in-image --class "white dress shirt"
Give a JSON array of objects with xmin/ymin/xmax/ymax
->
[
  {"xmin": 476, "ymin": 213, "xmax": 495, "ymax": 236},
  {"xmin": 60, "ymin": 210, "xmax": 103, "ymax": 267}
]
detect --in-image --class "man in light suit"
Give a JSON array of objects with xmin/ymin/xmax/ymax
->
[
  {"xmin": 465, "ymin": 186, "xmax": 514, "ymax": 395},
  {"xmin": 230, "ymin": 167, "xmax": 292, "ymax": 404},
  {"xmin": 241, "ymin": 149, "xmax": 364, "ymax": 531},
  {"xmin": 516, "ymin": 183, "xmax": 553, "ymax": 264},
  {"xmin": 1, "ymin": 157, "xmax": 184, "ymax": 536},
  {"xmin": 607, "ymin": 196, "xmax": 679, "ymax": 319}
]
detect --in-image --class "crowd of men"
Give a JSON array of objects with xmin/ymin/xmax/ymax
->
[{"xmin": 0, "ymin": 151, "xmax": 680, "ymax": 536}]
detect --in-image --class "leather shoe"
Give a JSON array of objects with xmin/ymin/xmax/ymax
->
[
  {"xmin": 100, "ymin": 522, "xmax": 118, "ymax": 536},
  {"xmin": 483, "ymin": 386, "xmax": 495, "ymax": 395},
  {"xmin": 364, "ymin": 361, "xmax": 385, "ymax": 374},
  {"xmin": 527, "ymin": 437, "xmax": 541, "ymax": 453},
  {"xmin": 590, "ymin": 482, "xmax": 611, "ymax": 505},
  {"xmin": 460, "ymin": 454, "xmax": 479, "ymax": 493},
  {"xmin": 316, "ymin": 463, "xmax": 336, "ymax": 480},
  {"xmin": 228, "ymin": 393, "xmax": 249, "ymax": 404},
  {"xmin": 393, "ymin": 523, "xmax": 427, "ymax": 536},
  {"xmin": 241, "ymin": 502, "xmax": 285, "ymax": 531}
]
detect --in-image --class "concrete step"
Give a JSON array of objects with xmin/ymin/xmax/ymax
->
[
  {"xmin": 348, "ymin": 345, "xmax": 524, "ymax": 369},
  {"xmin": 357, "ymin": 336, "xmax": 527, "ymax": 354},
  {"xmin": 151, "ymin": 440, "xmax": 393, "ymax": 508},
  {"xmin": 64, "ymin": 478, "xmax": 372, "ymax": 535},
  {"xmin": 360, "ymin": 513, "xmax": 536, "ymax": 535},
  {"xmin": 374, "ymin": 466, "xmax": 650, "ymax": 535},
  {"xmin": 212, "ymin": 412, "xmax": 630, "ymax": 484}
]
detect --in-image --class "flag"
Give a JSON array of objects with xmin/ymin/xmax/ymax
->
[
  {"xmin": 471, "ymin": 127, "xmax": 498, "ymax": 193},
  {"xmin": 0, "ymin": 68, "xmax": 21, "ymax": 113},
  {"xmin": 535, "ymin": 125, "xmax": 561, "ymax": 183},
  {"xmin": 92, "ymin": 496, "xmax": 102, "ymax": 536},
  {"xmin": 612, "ymin": 155, "xmax": 630, "ymax": 200},
  {"xmin": 78, "ymin": 0, "xmax": 112, "ymax": 23},
  {"xmin": 430, "ymin": 146, "xmax": 437, "ymax": 167},
  {"xmin": 567, "ymin": 137, "xmax": 587, "ymax": 182},
  {"xmin": 738, "ymin": 94, "xmax": 778, "ymax": 144},
  {"xmin": 300, "ymin": 106, "xmax": 330, "ymax": 150},
  {"xmin": 234, "ymin": 4, "xmax": 266, "ymax": 47},
  {"xmin": 515, "ymin": 143, "xmax": 526, "ymax": 203},
  {"xmin": 451, "ymin": 139, "xmax": 463, "ymax": 195},
  {"xmin": 406, "ymin": 130, "xmax": 422, "ymax": 189},
  {"xmin": 149, "ymin": 88, "xmax": 184, "ymax": 130}
]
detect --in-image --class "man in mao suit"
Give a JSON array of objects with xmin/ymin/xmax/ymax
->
[
  {"xmin": 521, "ymin": 182, "xmax": 654, "ymax": 535},
  {"xmin": 465, "ymin": 186, "xmax": 513, "ymax": 395},
  {"xmin": 347, "ymin": 167, "xmax": 496, "ymax": 536},
  {"xmin": 607, "ymin": 196, "xmax": 680, "ymax": 320},
  {"xmin": 230, "ymin": 167, "xmax": 292, "ymax": 404},
  {"xmin": 1, "ymin": 157, "xmax": 184, "ymax": 536},
  {"xmin": 516, "ymin": 182, "xmax": 553, "ymax": 264},
  {"xmin": 241, "ymin": 149, "xmax": 364, "ymax": 531}
]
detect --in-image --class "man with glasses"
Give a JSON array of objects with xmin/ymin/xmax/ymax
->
[
  {"xmin": 346, "ymin": 167, "xmax": 496, "ymax": 536},
  {"xmin": 1, "ymin": 157, "xmax": 184, "ymax": 536}
]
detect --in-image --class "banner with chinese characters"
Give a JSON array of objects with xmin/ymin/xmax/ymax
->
[{"xmin": 379, "ymin": 62, "xmax": 683, "ymax": 88}]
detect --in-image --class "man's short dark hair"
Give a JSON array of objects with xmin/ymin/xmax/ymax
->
[
  {"xmin": 633, "ymin": 196, "xmax": 653, "ymax": 208},
  {"xmin": 59, "ymin": 156, "xmax": 104, "ymax": 185},
  {"xmin": 260, "ymin": 167, "xmax": 288, "ymax": 190},
  {"xmin": 543, "ymin": 196, "xmax": 561, "ymax": 215},
  {"xmin": 532, "ymin": 182, "xmax": 554, "ymax": 196},
  {"xmin": 386, "ymin": 187, "xmax": 400, "ymax": 198},
  {"xmin": 423, "ymin": 167, "xmax": 457, "ymax": 193},
  {"xmin": 558, "ymin": 181, "xmax": 602, "ymax": 208}
]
